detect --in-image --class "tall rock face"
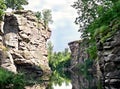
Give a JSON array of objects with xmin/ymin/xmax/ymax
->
[
  {"xmin": 0, "ymin": 10, "xmax": 51, "ymax": 80},
  {"xmin": 68, "ymin": 29, "xmax": 120, "ymax": 89},
  {"xmin": 68, "ymin": 40, "xmax": 89, "ymax": 69},
  {"xmin": 97, "ymin": 30, "xmax": 120, "ymax": 89},
  {"xmin": 68, "ymin": 40, "xmax": 97, "ymax": 89}
]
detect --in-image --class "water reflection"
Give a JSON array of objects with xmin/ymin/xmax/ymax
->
[
  {"xmin": 46, "ymin": 69, "xmax": 99, "ymax": 89},
  {"xmin": 46, "ymin": 70, "xmax": 71, "ymax": 89},
  {"xmin": 24, "ymin": 68, "xmax": 101, "ymax": 89}
]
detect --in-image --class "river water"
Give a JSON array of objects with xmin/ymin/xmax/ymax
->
[{"xmin": 46, "ymin": 70, "xmax": 100, "ymax": 89}]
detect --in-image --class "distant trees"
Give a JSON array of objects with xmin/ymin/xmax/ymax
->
[
  {"xmin": 5, "ymin": 0, "xmax": 28, "ymax": 10},
  {"xmin": 47, "ymin": 41, "xmax": 71, "ymax": 71},
  {"xmin": 35, "ymin": 9, "xmax": 53, "ymax": 26},
  {"xmin": 42, "ymin": 9, "xmax": 53, "ymax": 26}
]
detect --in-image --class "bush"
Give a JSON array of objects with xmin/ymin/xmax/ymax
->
[{"xmin": 0, "ymin": 68, "xmax": 25, "ymax": 89}]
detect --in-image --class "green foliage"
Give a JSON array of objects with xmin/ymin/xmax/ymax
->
[
  {"xmin": 73, "ymin": 0, "xmax": 120, "ymax": 60},
  {"xmin": 35, "ymin": 11, "xmax": 42, "ymax": 21},
  {"xmin": 5, "ymin": 0, "xmax": 28, "ymax": 10},
  {"xmin": 42, "ymin": 9, "xmax": 53, "ymax": 26},
  {"xmin": 76, "ymin": 59, "xmax": 93, "ymax": 80},
  {"xmin": 87, "ymin": 45, "xmax": 97, "ymax": 60},
  {"xmin": 47, "ymin": 48, "xmax": 71, "ymax": 71},
  {"xmin": 0, "ymin": 68, "xmax": 25, "ymax": 89},
  {"xmin": 47, "ymin": 42, "xmax": 71, "ymax": 89},
  {"xmin": 35, "ymin": 9, "xmax": 53, "ymax": 27},
  {"xmin": 0, "ymin": 0, "xmax": 6, "ymax": 20},
  {"xmin": 72, "ymin": 0, "xmax": 113, "ymax": 32}
]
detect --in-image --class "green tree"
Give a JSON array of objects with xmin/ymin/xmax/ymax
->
[
  {"xmin": 35, "ymin": 11, "xmax": 42, "ymax": 21},
  {"xmin": 5, "ymin": 0, "xmax": 28, "ymax": 10},
  {"xmin": 42, "ymin": 9, "xmax": 53, "ymax": 26},
  {"xmin": 0, "ymin": 0, "xmax": 6, "ymax": 20},
  {"xmin": 47, "ymin": 41, "xmax": 54, "ymax": 62},
  {"xmin": 72, "ymin": 0, "xmax": 112, "ymax": 33}
]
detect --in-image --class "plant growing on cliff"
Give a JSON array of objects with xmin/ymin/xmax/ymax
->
[
  {"xmin": 0, "ymin": 0, "xmax": 6, "ymax": 20},
  {"xmin": 42, "ymin": 9, "xmax": 53, "ymax": 26},
  {"xmin": 5, "ymin": 0, "xmax": 28, "ymax": 10},
  {"xmin": 35, "ymin": 11, "xmax": 42, "ymax": 21}
]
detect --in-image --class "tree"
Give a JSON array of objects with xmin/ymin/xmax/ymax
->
[
  {"xmin": 42, "ymin": 9, "xmax": 53, "ymax": 26},
  {"xmin": 0, "ymin": 0, "xmax": 6, "ymax": 20},
  {"xmin": 72, "ymin": 0, "xmax": 113, "ymax": 33},
  {"xmin": 47, "ymin": 41, "xmax": 54, "ymax": 62},
  {"xmin": 5, "ymin": 0, "xmax": 28, "ymax": 10},
  {"xmin": 35, "ymin": 11, "xmax": 42, "ymax": 21}
]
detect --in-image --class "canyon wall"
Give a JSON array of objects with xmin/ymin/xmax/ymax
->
[
  {"xmin": 97, "ymin": 30, "xmax": 120, "ymax": 89},
  {"xmin": 69, "ymin": 29, "xmax": 120, "ymax": 89},
  {"xmin": 68, "ymin": 40, "xmax": 97, "ymax": 89},
  {"xmin": 0, "ymin": 10, "xmax": 51, "ymax": 88}
]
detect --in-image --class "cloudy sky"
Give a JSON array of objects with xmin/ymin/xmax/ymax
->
[{"xmin": 24, "ymin": 0, "xmax": 80, "ymax": 52}]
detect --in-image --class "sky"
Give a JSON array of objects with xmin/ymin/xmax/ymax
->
[{"xmin": 24, "ymin": 0, "xmax": 81, "ymax": 52}]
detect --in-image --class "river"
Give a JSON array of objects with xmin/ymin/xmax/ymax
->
[{"xmin": 45, "ymin": 70, "xmax": 100, "ymax": 89}]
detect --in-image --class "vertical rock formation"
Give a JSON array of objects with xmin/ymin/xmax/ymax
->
[
  {"xmin": 68, "ymin": 29, "xmax": 120, "ymax": 89},
  {"xmin": 68, "ymin": 40, "xmax": 90, "ymax": 69},
  {"xmin": 68, "ymin": 40, "xmax": 97, "ymax": 89},
  {"xmin": 0, "ymin": 10, "xmax": 51, "ymax": 88},
  {"xmin": 97, "ymin": 30, "xmax": 120, "ymax": 89}
]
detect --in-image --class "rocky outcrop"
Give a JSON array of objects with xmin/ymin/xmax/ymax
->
[
  {"xmin": 97, "ymin": 30, "xmax": 120, "ymax": 89},
  {"xmin": 69, "ymin": 29, "xmax": 120, "ymax": 89},
  {"xmin": 0, "ymin": 10, "xmax": 51, "ymax": 87},
  {"xmin": 68, "ymin": 40, "xmax": 97, "ymax": 89},
  {"xmin": 68, "ymin": 40, "xmax": 90, "ymax": 69}
]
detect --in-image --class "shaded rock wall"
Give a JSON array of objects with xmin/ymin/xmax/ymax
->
[
  {"xmin": 68, "ymin": 40, "xmax": 89, "ymax": 69},
  {"xmin": 97, "ymin": 30, "xmax": 120, "ymax": 89},
  {"xmin": 0, "ymin": 10, "xmax": 51, "ymax": 80},
  {"xmin": 69, "ymin": 29, "xmax": 120, "ymax": 89},
  {"xmin": 68, "ymin": 40, "xmax": 97, "ymax": 89}
]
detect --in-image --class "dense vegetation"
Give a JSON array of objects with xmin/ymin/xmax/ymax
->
[
  {"xmin": 5, "ymin": 0, "xmax": 28, "ymax": 10},
  {"xmin": 47, "ymin": 41, "xmax": 71, "ymax": 71},
  {"xmin": 72, "ymin": 0, "xmax": 120, "ymax": 86},
  {"xmin": 0, "ymin": 0, "xmax": 28, "ymax": 20},
  {"xmin": 73, "ymin": 0, "xmax": 120, "ymax": 60},
  {"xmin": 0, "ymin": 68, "xmax": 25, "ymax": 89},
  {"xmin": 47, "ymin": 41, "xmax": 71, "ymax": 89}
]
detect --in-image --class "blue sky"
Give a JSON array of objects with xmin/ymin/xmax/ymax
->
[{"xmin": 24, "ymin": 0, "xmax": 81, "ymax": 52}]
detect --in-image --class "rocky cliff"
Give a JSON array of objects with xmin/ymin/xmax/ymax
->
[
  {"xmin": 0, "ymin": 10, "xmax": 51, "ymax": 82},
  {"xmin": 97, "ymin": 29, "xmax": 120, "ymax": 89},
  {"xmin": 68, "ymin": 29, "xmax": 120, "ymax": 89},
  {"xmin": 68, "ymin": 40, "xmax": 97, "ymax": 89}
]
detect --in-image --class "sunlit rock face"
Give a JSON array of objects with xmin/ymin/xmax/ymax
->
[
  {"xmin": 0, "ymin": 10, "xmax": 51, "ymax": 88},
  {"xmin": 97, "ymin": 30, "xmax": 120, "ymax": 89}
]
